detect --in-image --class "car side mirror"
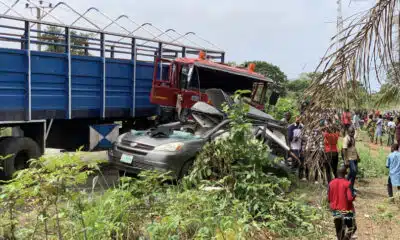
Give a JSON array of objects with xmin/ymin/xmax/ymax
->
[{"xmin": 269, "ymin": 91, "xmax": 280, "ymax": 106}]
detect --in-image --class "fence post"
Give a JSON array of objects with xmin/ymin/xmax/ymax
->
[
  {"xmin": 24, "ymin": 21, "xmax": 31, "ymax": 121},
  {"xmin": 100, "ymin": 33, "xmax": 106, "ymax": 118},
  {"xmin": 110, "ymin": 45, "xmax": 115, "ymax": 58},
  {"xmin": 65, "ymin": 27, "xmax": 71, "ymax": 119},
  {"xmin": 182, "ymin": 47, "xmax": 186, "ymax": 58},
  {"xmin": 131, "ymin": 38, "xmax": 136, "ymax": 117},
  {"xmin": 84, "ymin": 42, "xmax": 89, "ymax": 56}
]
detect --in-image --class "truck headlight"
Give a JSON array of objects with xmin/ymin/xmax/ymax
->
[{"xmin": 154, "ymin": 142, "xmax": 184, "ymax": 152}]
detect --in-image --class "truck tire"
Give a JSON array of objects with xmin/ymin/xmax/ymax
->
[{"xmin": 0, "ymin": 137, "xmax": 41, "ymax": 178}]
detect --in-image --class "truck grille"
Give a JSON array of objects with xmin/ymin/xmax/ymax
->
[{"xmin": 116, "ymin": 145, "xmax": 148, "ymax": 156}]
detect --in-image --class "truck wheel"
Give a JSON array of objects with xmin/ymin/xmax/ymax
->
[{"xmin": 0, "ymin": 137, "xmax": 41, "ymax": 178}]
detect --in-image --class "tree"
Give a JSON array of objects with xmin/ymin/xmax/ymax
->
[
  {"xmin": 243, "ymin": 61, "xmax": 288, "ymax": 96},
  {"xmin": 287, "ymin": 78, "xmax": 310, "ymax": 93},
  {"xmin": 270, "ymin": 97, "xmax": 299, "ymax": 121},
  {"xmin": 346, "ymin": 81, "xmax": 369, "ymax": 109},
  {"xmin": 375, "ymin": 63, "xmax": 400, "ymax": 106},
  {"xmin": 39, "ymin": 26, "xmax": 92, "ymax": 55}
]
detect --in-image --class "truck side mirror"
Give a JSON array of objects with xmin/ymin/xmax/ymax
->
[{"xmin": 269, "ymin": 92, "xmax": 280, "ymax": 106}]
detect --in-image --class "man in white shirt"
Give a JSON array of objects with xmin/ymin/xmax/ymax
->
[{"xmin": 288, "ymin": 116, "xmax": 305, "ymax": 179}]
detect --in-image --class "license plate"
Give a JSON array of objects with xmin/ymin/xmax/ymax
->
[{"xmin": 120, "ymin": 154, "xmax": 133, "ymax": 164}]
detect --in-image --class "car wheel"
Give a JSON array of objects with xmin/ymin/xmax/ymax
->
[
  {"xmin": 0, "ymin": 137, "xmax": 41, "ymax": 178},
  {"xmin": 179, "ymin": 159, "xmax": 194, "ymax": 179}
]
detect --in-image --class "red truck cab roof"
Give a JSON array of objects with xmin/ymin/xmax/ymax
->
[{"xmin": 173, "ymin": 57, "xmax": 273, "ymax": 83}]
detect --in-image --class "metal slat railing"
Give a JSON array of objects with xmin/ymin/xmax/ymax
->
[{"xmin": 0, "ymin": 13, "xmax": 224, "ymax": 61}]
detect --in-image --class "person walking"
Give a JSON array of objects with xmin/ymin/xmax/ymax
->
[
  {"xmin": 396, "ymin": 117, "xmax": 400, "ymax": 145},
  {"xmin": 328, "ymin": 166, "xmax": 357, "ymax": 240},
  {"xmin": 288, "ymin": 116, "xmax": 305, "ymax": 178},
  {"xmin": 375, "ymin": 115, "xmax": 384, "ymax": 146},
  {"xmin": 387, "ymin": 117, "xmax": 396, "ymax": 146},
  {"xmin": 341, "ymin": 109, "xmax": 352, "ymax": 137},
  {"xmin": 342, "ymin": 127, "xmax": 360, "ymax": 193},
  {"xmin": 387, "ymin": 143, "xmax": 400, "ymax": 198},
  {"xmin": 366, "ymin": 115, "xmax": 376, "ymax": 143},
  {"xmin": 352, "ymin": 112, "xmax": 360, "ymax": 140},
  {"xmin": 323, "ymin": 125, "xmax": 340, "ymax": 183}
]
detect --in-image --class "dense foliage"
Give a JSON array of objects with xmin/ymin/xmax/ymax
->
[
  {"xmin": 270, "ymin": 97, "xmax": 299, "ymax": 121},
  {"xmin": 243, "ymin": 61, "xmax": 288, "ymax": 96}
]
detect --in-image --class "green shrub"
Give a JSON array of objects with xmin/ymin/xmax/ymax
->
[
  {"xmin": 186, "ymin": 92, "xmax": 321, "ymax": 237},
  {"xmin": 357, "ymin": 143, "xmax": 388, "ymax": 178},
  {"xmin": 270, "ymin": 97, "xmax": 299, "ymax": 121},
  {"xmin": 0, "ymin": 92, "xmax": 325, "ymax": 239}
]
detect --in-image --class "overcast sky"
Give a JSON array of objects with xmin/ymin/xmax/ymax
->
[{"xmin": 3, "ymin": 0, "xmax": 379, "ymax": 82}]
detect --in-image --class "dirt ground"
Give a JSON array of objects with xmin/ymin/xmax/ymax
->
[
  {"xmin": 319, "ymin": 138, "xmax": 400, "ymax": 240},
  {"xmin": 352, "ymin": 177, "xmax": 400, "ymax": 240}
]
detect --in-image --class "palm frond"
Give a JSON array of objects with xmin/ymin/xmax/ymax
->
[
  {"xmin": 306, "ymin": 0, "xmax": 398, "ymax": 109},
  {"xmin": 300, "ymin": 0, "xmax": 399, "ymax": 181},
  {"xmin": 376, "ymin": 83, "xmax": 400, "ymax": 106}
]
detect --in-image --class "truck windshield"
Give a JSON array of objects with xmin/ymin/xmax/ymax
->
[
  {"xmin": 180, "ymin": 65, "xmax": 190, "ymax": 89},
  {"xmin": 180, "ymin": 64, "xmax": 195, "ymax": 89}
]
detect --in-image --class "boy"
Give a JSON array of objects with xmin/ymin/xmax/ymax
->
[
  {"xmin": 328, "ymin": 166, "xmax": 357, "ymax": 240},
  {"xmin": 342, "ymin": 127, "xmax": 360, "ymax": 192},
  {"xmin": 387, "ymin": 143, "xmax": 400, "ymax": 198}
]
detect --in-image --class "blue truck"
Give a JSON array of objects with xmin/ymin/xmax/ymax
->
[{"xmin": 0, "ymin": 13, "xmax": 224, "ymax": 177}]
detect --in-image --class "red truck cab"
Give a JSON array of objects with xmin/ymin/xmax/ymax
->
[{"xmin": 150, "ymin": 52, "xmax": 274, "ymax": 112}]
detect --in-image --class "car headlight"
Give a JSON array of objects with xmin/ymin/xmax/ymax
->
[
  {"xmin": 116, "ymin": 133, "xmax": 127, "ymax": 143},
  {"xmin": 154, "ymin": 142, "xmax": 184, "ymax": 152}
]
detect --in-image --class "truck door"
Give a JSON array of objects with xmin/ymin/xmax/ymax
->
[
  {"xmin": 150, "ymin": 59, "xmax": 179, "ymax": 107},
  {"xmin": 180, "ymin": 65, "xmax": 206, "ymax": 109}
]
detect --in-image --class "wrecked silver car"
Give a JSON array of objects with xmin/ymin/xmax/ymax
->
[{"xmin": 108, "ymin": 89, "xmax": 289, "ymax": 178}]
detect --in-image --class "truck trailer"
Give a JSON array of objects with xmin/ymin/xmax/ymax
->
[{"xmin": 0, "ymin": 10, "xmax": 225, "ymax": 177}]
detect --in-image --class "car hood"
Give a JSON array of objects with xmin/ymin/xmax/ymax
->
[{"xmin": 122, "ymin": 130, "xmax": 203, "ymax": 147}]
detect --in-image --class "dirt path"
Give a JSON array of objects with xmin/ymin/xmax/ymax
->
[
  {"xmin": 350, "ymin": 177, "xmax": 400, "ymax": 240},
  {"xmin": 314, "ymin": 177, "xmax": 400, "ymax": 240},
  {"xmin": 310, "ymin": 133, "xmax": 400, "ymax": 240}
]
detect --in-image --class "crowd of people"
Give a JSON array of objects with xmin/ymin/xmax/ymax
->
[{"xmin": 283, "ymin": 109, "xmax": 400, "ymax": 240}]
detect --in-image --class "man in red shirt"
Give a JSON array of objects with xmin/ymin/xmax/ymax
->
[
  {"xmin": 323, "ymin": 126, "xmax": 340, "ymax": 183},
  {"xmin": 328, "ymin": 166, "xmax": 357, "ymax": 240},
  {"xmin": 341, "ymin": 109, "xmax": 352, "ymax": 136}
]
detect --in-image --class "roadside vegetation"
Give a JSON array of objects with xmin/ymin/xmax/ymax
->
[{"xmin": 0, "ymin": 94, "xmax": 328, "ymax": 240}]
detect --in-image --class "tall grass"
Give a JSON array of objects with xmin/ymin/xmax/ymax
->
[{"xmin": 356, "ymin": 133, "xmax": 390, "ymax": 179}]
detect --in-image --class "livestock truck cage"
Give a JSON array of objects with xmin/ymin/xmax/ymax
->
[{"xmin": 0, "ymin": 1, "xmax": 225, "ymax": 177}]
